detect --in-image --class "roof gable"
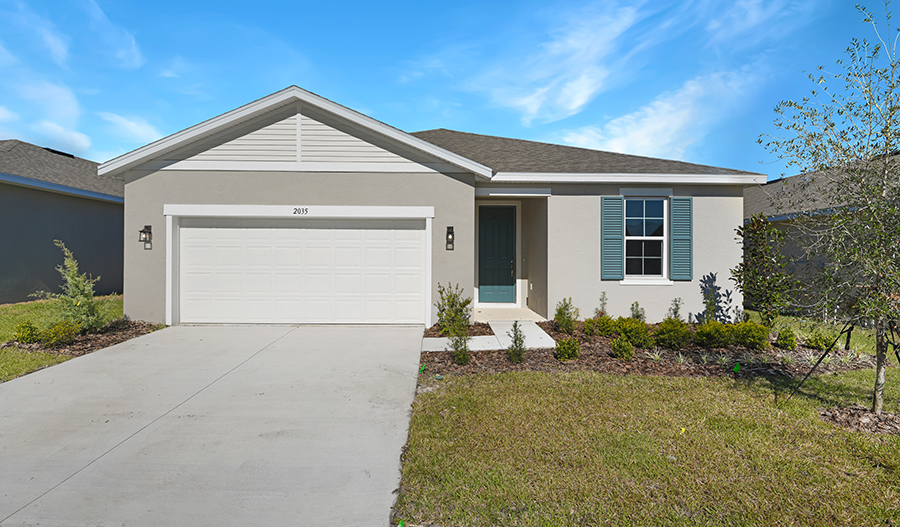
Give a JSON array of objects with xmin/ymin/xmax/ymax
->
[{"xmin": 100, "ymin": 86, "xmax": 492, "ymax": 179}]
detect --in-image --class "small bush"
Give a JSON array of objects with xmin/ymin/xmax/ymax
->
[
  {"xmin": 775, "ymin": 328, "xmax": 798, "ymax": 350},
  {"xmin": 13, "ymin": 321, "xmax": 42, "ymax": 344},
  {"xmin": 585, "ymin": 315, "xmax": 617, "ymax": 337},
  {"xmin": 449, "ymin": 329, "xmax": 471, "ymax": 365},
  {"xmin": 554, "ymin": 297, "xmax": 580, "ymax": 335},
  {"xmin": 32, "ymin": 240, "xmax": 103, "ymax": 333},
  {"xmin": 654, "ymin": 317, "xmax": 692, "ymax": 350},
  {"xmin": 630, "ymin": 301, "xmax": 646, "ymax": 322},
  {"xmin": 695, "ymin": 320, "xmax": 732, "ymax": 348},
  {"xmin": 611, "ymin": 337, "xmax": 634, "ymax": 360},
  {"xmin": 615, "ymin": 317, "xmax": 653, "ymax": 348},
  {"xmin": 731, "ymin": 321, "xmax": 769, "ymax": 350},
  {"xmin": 667, "ymin": 297, "xmax": 684, "ymax": 321},
  {"xmin": 41, "ymin": 320, "xmax": 79, "ymax": 347},
  {"xmin": 507, "ymin": 321, "xmax": 526, "ymax": 364},
  {"xmin": 594, "ymin": 291, "xmax": 608, "ymax": 317},
  {"xmin": 554, "ymin": 337, "xmax": 580, "ymax": 361},
  {"xmin": 435, "ymin": 283, "xmax": 472, "ymax": 336},
  {"xmin": 805, "ymin": 330, "xmax": 832, "ymax": 351}
]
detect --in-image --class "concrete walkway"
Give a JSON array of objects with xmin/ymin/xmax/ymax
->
[
  {"xmin": 0, "ymin": 325, "xmax": 422, "ymax": 527},
  {"xmin": 421, "ymin": 320, "xmax": 555, "ymax": 352}
]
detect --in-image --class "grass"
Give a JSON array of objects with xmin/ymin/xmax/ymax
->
[
  {"xmin": 0, "ymin": 295, "xmax": 124, "ymax": 383},
  {"xmin": 395, "ymin": 369, "xmax": 900, "ymax": 526},
  {"xmin": 0, "ymin": 295, "xmax": 123, "ymax": 344},
  {"xmin": 745, "ymin": 309, "xmax": 877, "ymax": 354}
]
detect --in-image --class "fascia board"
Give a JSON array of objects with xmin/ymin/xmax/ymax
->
[
  {"xmin": 0, "ymin": 172, "xmax": 123, "ymax": 203},
  {"xmin": 100, "ymin": 86, "xmax": 493, "ymax": 179},
  {"xmin": 491, "ymin": 172, "xmax": 767, "ymax": 185}
]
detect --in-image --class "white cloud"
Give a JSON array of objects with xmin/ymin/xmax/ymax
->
[
  {"xmin": 0, "ymin": 40, "xmax": 19, "ymax": 67},
  {"xmin": 705, "ymin": 0, "xmax": 818, "ymax": 47},
  {"xmin": 0, "ymin": 106, "xmax": 18, "ymax": 122},
  {"xmin": 39, "ymin": 27, "xmax": 68, "ymax": 65},
  {"xmin": 18, "ymin": 82, "xmax": 81, "ymax": 124},
  {"xmin": 83, "ymin": 0, "xmax": 143, "ymax": 68},
  {"xmin": 563, "ymin": 67, "xmax": 760, "ymax": 160},
  {"xmin": 33, "ymin": 121, "xmax": 91, "ymax": 153},
  {"xmin": 97, "ymin": 112, "xmax": 161, "ymax": 143},
  {"xmin": 160, "ymin": 56, "xmax": 189, "ymax": 78},
  {"xmin": 467, "ymin": 3, "xmax": 639, "ymax": 124}
]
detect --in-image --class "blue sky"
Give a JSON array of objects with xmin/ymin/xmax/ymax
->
[{"xmin": 0, "ymin": 0, "xmax": 873, "ymax": 179}]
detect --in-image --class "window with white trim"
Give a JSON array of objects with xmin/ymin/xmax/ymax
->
[{"xmin": 625, "ymin": 198, "xmax": 665, "ymax": 276}]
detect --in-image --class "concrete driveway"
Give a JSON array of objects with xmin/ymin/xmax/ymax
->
[{"xmin": 0, "ymin": 325, "xmax": 423, "ymax": 526}]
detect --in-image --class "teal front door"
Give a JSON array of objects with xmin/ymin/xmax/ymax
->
[{"xmin": 478, "ymin": 206, "xmax": 516, "ymax": 303}]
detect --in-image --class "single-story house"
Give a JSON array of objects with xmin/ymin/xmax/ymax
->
[
  {"xmin": 99, "ymin": 86, "xmax": 764, "ymax": 325},
  {"xmin": 0, "ymin": 140, "xmax": 123, "ymax": 304}
]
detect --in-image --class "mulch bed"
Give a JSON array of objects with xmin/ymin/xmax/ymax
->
[
  {"xmin": 0, "ymin": 318, "xmax": 162, "ymax": 357},
  {"xmin": 820, "ymin": 406, "xmax": 900, "ymax": 435},
  {"xmin": 421, "ymin": 320, "xmax": 896, "ymax": 435},
  {"xmin": 423, "ymin": 322, "xmax": 494, "ymax": 338}
]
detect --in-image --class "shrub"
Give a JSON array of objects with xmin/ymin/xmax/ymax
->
[
  {"xmin": 615, "ymin": 317, "xmax": 653, "ymax": 348},
  {"xmin": 654, "ymin": 317, "xmax": 692, "ymax": 350},
  {"xmin": 805, "ymin": 330, "xmax": 832, "ymax": 351},
  {"xmin": 554, "ymin": 297, "xmax": 579, "ymax": 335},
  {"xmin": 584, "ymin": 315, "xmax": 616, "ymax": 337},
  {"xmin": 611, "ymin": 337, "xmax": 634, "ymax": 360},
  {"xmin": 41, "ymin": 320, "xmax": 79, "ymax": 347},
  {"xmin": 667, "ymin": 297, "xmax": 684, "ymax": 321},
  {"xmin": 594, "ymin": 291, "xmax": 609, "ymax": 317},
  {"xmin": 13, "ymin": 321, "xmax": 42, "ymax": 344},
  {"xmin": 630, "ymin": 301, "xmax": 646, "ymax": 322},
  {"xmin": 449, "ymin": 327, "xmax": 471, "ymax": 365},
  {"xmin": 731, "ymin": 321, "xmax": 769, "ymax": 350},
  {"xmin": 33, "ymin": 240, "xmax": 103, "ymax": 333},
  {"xmin": 435, "ymin": 283, "xmax": 472, "ymax": 336},
  {"xmin": 775, "ymin": 328, "xmax": 798, "ymax": 350},
  {"xmin": 507, "ymin": 321, "xmax": 526, "ymax": 364},
  {"xmin": 554, "ymin": 337, "xmax": 580, "ymax": 361},
  {"xmin": 695, "ymin": 320, "xmax": 732, "ymax": 348}
]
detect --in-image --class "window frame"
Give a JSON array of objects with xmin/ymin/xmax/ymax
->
[{"xmin": 622, "ymin": 196, "xmax": 671, "ymax": 284}]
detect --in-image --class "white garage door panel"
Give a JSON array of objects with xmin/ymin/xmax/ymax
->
[{"xmin": 179, "ymin": 218, "xmax": 426, "ymax": 324}]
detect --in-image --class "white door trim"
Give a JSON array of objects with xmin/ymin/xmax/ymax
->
[{"xmin": 164, "ymin": 204, "xmax": 434, "ymax": 326}]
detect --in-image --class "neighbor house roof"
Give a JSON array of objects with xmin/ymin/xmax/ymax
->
[
  {"xmin": 412, "ymin": 129, "xmax": 764, "ymax": 184},
  {"xmin": 744, "ymin": 172, "xmax": 842, "ymax": 220},
  {"xmin": 0, "ymin": 140, "xmax": 123, "ymax": 202}
]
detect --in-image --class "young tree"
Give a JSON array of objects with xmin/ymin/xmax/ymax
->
[
  {"xmin": 730, "ymin": 213, "xmax": 792, "ymax": 328},
  {"xmin": 759, "ymin": 2, "xmax": 900, "ymax": 414}
]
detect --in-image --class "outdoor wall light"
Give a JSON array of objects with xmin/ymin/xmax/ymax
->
[
  {"xmin": 446, "ymin": 226, "xmax": 454, "ymax": 251},
  {"xmin": 139, "ymin": 225, "xmax": 152, "ymax": 250}
]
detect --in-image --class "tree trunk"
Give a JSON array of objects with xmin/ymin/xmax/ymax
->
[{"xmin": 873, "ymin": 317, "xmax": 887, "ymax": 415}]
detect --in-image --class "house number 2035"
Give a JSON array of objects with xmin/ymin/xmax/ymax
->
[{"xmin": 293, "ymin": 207, "xmax": 309, "ymax": 215}]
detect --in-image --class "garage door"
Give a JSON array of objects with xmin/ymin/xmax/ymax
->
[{"xmin": 178, "ymin": 217, "xmax": 427, "ymax": 324}]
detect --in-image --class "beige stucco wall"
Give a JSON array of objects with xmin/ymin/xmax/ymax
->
[
  {"xmin": 123, "ymin": 170, "xmax": 475, "ymax": 324},
  {"xmin": 546, "ymin": 185, "xmax": 745, "ymax": 323},
  {"xmin": 521, "ymin": 198, "xmax": 548, "ymax": 318},
  {"xmin": 1, "ymin": 183, "xmax": 123, "ymax": 304}
]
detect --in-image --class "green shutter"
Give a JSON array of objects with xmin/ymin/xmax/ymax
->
[
  {"xmin": 601, "ymin": 196, "xmax": 625, "ymax": 280},
  {"xmin": 669, "ymin": 197, "xmax": 693, "ymax": 280}
]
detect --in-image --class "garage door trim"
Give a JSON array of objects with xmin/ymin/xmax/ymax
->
[{"xmin": 163, "ymin": 204, "xmax": 435, "ymax": 325}]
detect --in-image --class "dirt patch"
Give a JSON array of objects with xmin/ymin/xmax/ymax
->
[
  {"xmin": 820, "ymin": 406, "xmax": 900, "ymax": 435},
  {"xmin": 423, "ymin": 322, "xmax": 494, "ymax": 338},
  {"xmin": 1, "ymin": 318, "xmax": 163, "ymax": 357}
]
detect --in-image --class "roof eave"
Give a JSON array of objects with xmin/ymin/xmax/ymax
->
[
  {"xmin": 491, "ymin": 172, "xmax": 766, "ymax": 185},
  {"xmin": 98, "ymin": 86, "xmax": 493, "ymax": 179}
]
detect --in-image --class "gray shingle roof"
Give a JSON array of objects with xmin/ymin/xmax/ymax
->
[
  {"xmin": 744, "ymin": 171, "xmax": 837, "ymax": 220},
  {"xmin": 411, "ymin": 128, "xmax": 759, "ymax": 176},
  {"xmin": 0, "ymin": 140, "xmax": 123, "ymax": 198}
]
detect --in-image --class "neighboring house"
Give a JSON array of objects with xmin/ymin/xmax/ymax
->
[
  {"xmin": 0, "ymin": 140, "xmax": 123, "ymax": 304},
  {"xmin": 99, "ymin": 86, "xmax": 764, "ymax": 326}
]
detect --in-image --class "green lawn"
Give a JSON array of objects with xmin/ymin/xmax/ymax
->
[
  {"xmin": 0, "ymin": 295, "xmax": 123, "ymax": 344},
  {"xmin": 395, "ymin": 369, "xmax": 900, "ymax": 526},
  {"xmin": 0, "ymin": 296, "xmax": 124, "ymax": 382}
]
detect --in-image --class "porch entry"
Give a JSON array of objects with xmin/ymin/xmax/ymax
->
[{"xmin": 478, "ymin": 206, "xmax": 516, "ymax": 303}]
